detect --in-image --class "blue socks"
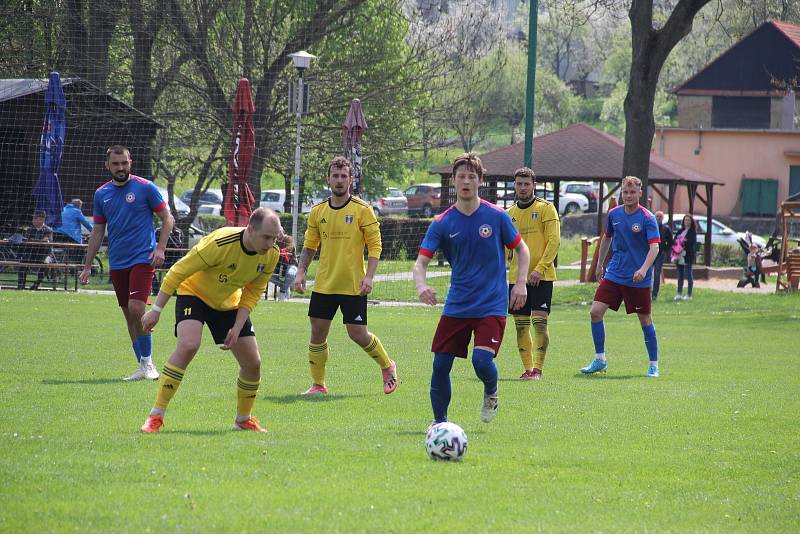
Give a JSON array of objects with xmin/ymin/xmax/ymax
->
[
  {"xmin": 430, "ymin": 353, "xmax": 454, "ymax": 423},
  {"xmin": 133, "ymin": 335, "xmax": 153, "ymax": 363},
  {"xmin": 642, "ymin": 323, "xmax": 658, "ymax": 363},
  {"xmin": 591, "ymin": 321, "xmax": 605, "ymax": 355},
  {"xmin": 471, "ymin": 348, "xmax": 497, "ymax": 395}
]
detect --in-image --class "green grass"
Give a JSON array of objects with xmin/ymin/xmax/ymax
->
[{"xmin": 1, "ymin": 289, "xmax": 799, "ymax": 532}]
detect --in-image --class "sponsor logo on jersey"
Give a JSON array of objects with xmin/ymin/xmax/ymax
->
[
  {"xmin": 478, "ymin": 224, "xmax": 493, "ymax": 238},
  {"xmin": 632, "ymin": 223, "xmax": 641, "ymax": 233},
  {"xmin": 126, "ymin": 193, "xmax": 136, "ymax": 203}
]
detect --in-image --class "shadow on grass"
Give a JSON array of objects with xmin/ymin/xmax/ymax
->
[
  {"xmin": 262, "ymin": 393, "xmax": 369, "ymax": 404},
  {"xmin": 156, "ymin": 430, "xmax": 229, "ymax": 436},
  {"xmin": 573, "ymin": 373, "xmax": 639, "ymax": 380},
  {"xmin": 42, "ymin": 378, "xmax": 124, "ymax": 385}
]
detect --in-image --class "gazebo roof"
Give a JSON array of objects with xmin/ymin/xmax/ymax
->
[{"xmin": 431, "ymin": 123, "xmax": 723, "ymax": 186}]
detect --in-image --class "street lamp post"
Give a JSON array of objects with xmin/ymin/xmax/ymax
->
[{"xmin": 289, "ymin": 50, "xmax": 316, "ymax": 245}]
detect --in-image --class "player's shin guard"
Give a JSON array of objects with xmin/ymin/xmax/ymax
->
[
  {"xmin": 137, "ymin": 334, "xmax": 152, "ymax": 361},
  {"xmin": 532, "ymin": 316, "xmax": 549, "ymax": 370},
  {"xmin": 514, "ymin": 316, "xmax": 533, "ymax": 369},
  {"xmin": 362, "ymin": 334, "xmax": 391, "ymax": 368},
  {"xmin": 642, "ymin": 323, "xmax": 658, "ymax": 364},
  {"xmin": 471, "ymin": 348, "xmax": 498, "ymax": 395},
  {"xmin": 431, "ymin": 353, "xmax": 454, "ymax": 423},
  {"xmin": 154, "ymin": 362, "xmax": 184, "ymax": 411},
  {"xmin": 236, "ymin": 376, "xmax": 260, "ymax": 419},
  {"xmin": 308, "ymin": 342, "xmax": 329, "ymax": 386}
]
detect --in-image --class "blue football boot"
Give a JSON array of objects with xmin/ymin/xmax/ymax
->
[
  {"xmin": 580, "ymin": 358, "xmax": 607, "ymax": 374},
  {"xmin": 646, "ymin": 365, "xmax": 659, "ymax": 378}
]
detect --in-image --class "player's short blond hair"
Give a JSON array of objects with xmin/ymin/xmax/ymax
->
[{"xmin": 621, "ymin": 175, "xmax": 642, "ymax": 188}]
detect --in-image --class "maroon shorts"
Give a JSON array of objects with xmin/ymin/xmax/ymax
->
[
  {"xmin": 110, "ymin": 264, "xmax": 155, "ymax": 306},
  {"xmin": 431, "ymin": 316, "xmax": 507, "ymax": 358},
  {"xmin": 594, "ymin": 278, "xmax": 651, "ymax": 315}
]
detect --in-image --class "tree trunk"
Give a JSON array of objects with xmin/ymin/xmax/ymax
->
[{"xmin": 623, "ymin": 0, "xmax": 713, "ymax": 191}]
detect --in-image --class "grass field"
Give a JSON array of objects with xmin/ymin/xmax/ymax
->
[{"xmin": 1, "ymin": 288, "xmax": 799, "ymax": 532}]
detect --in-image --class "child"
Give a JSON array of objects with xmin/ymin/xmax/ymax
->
[{"xmin": 737, "ymin": 244, "xmax": 762, "ymax": 288}]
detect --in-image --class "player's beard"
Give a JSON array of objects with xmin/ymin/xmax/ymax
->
[
  {"xmin": 516, "ymin": 192, "xmax": 532, "ymax": 203},
  {"xmin": 331, "ymin": 186, "xmax": 349, "ymax": 197},
  {"xmin": 111, "ymin": 170, "xmax": 130, "ymax": 183}
]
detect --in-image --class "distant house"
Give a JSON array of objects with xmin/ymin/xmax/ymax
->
[
  {"xmin": 657, "ymin": 20, "xmax": 800, "ymax": 217},
  {"xmin": 0, "ymin": 78, "xmax": 162, "ymax": 228}
]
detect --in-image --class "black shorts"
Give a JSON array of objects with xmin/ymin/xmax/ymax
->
[
  {"xmin": 508, "ymin": 281, "xmax": 553, "ymax": 315},
  {"xmin": 308, "ymin": 292, "xmax": 368, "ymax": 325},
  {"xmin": 174, "ymin": 295, "xmax": 255, "ymax": 345}
]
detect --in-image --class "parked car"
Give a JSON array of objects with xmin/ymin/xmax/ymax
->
[
  {"xmin": 157, "ymin": 187, "xmax": 190, "ymax": 217},
  {"xmin": 404, "ymin": 183, "xmax": 449, "ymax": 217},
  {"xmin": 260, "ymin": 189, "xmax": 311, "ymax": 213},
  {"xmin": 669, "ymin": 214, "xmax": 766, "ymax": 247},
  {"xmin": 361, "ymin": 187, "xmax": 408, "ymax": 216},
  {"xmin": 560, "ymin": 182, "xmax": 607, "ymax": 213},
  {"xmin": 493, "ymin": 189, "xmax": 589, "ymax": 216},
  {"xmin": 197, "ymin": 203, "xmax": 222, "ymax": 217},
  {"xmin": 179, "ymin": 188, "xmax": 223, "ymax": 206}
]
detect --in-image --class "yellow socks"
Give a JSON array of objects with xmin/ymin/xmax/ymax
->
[
  {"xmin": 514, "ymin": 316, "xmax": 533, "ymax": 370},
  {"xmin": 236, "ymin": 376, "xmax": 260, "ymax": 418},
  {"xmin": 363, "ymin": 334, "xmax": 391, "ymax": 369},
  {"xmin": 153, "ymin": 362, "xmax": 185, "ymax": 412},
  {"xmin": 308, "ymin": 341, "xmax": 329, "ymax": 385},
  {"xmin": 532, "ymin": 316, "xmax": 549, "ymax": 370}
]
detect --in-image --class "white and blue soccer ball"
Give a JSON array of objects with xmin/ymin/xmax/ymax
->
[{"xmin": 425, "ymin": 422, "xmax": 468, "ymax": 461}]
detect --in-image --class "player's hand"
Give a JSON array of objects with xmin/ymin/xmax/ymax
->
[
  {"xmin": 509, "ymin": 282, "xmax": 527, "ymax": 311},
  {"xmin": 528, "ymin": 270, "xmax": 541, "ymax": 287},
  {"xmin": 632, "ymin": 269, "xmax": 645, "ymax": 283},
  {"xmin": 221, "ymin": 328, "xmax": 239, "ymax": 350},
  {"xmin": 79, "ymin": 268, "xmax": 91, "ymax": 285},
  {"xmin": 417, "ymin": 285, "xmax": 437, "ymax": 306},
  {"xmin": 293, "ymin": 270, "xmax": 306, "ymax": 293},
  {"xmin": 142, "ymin": 310, "xmax": 160, "ymax": 332},
  {"xmin": 359, "ymin": 276, "xmax": 373, "ymax": 296},
  {"xmin": 595, "ymin": 266, "xmax": 604, "ymax": 281},
  {"xmin": 149, "ymin": 247, "xmax": 166, "ymax": 267}
]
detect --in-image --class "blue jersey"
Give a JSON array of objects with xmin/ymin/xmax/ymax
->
[
  {"xmin": 603, "ymin": 205, "xmax": 660, "ymax": 288},
  {"xmin": 420, "ymin": 200, "xmax": 521, "ymax": 318},
  {"xmin": 92, "ymin": 175, "xmax": 167, "ymax": 270}
]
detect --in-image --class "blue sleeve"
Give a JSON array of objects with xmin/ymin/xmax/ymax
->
[
  {"xmin": 500, "ymin": 211, "xmax": 520, "ymax": 247},
  {"xmin": 81, "ymin": 213, "xmax": 93, "ymax": 230},
  {"xmin": 420, "ymin": 220, "xmax": 441, "ymax": 255},
  {"xmin": 92, "ymin": 190, "xmax": 104, "ymax": 221},
  {"xmin": 645, "ymin": 213, "xmax": 659, "ymax": 243},
  {"xmin": 605, "ymin": 211, "xmax": 614, "ymax": 236}
]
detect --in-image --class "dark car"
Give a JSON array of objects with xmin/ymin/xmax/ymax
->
[{"xmin": 180, "ymin": 188, "xmax": 223, "ymax": 206}]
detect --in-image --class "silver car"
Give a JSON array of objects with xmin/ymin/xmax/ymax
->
[{"xmin": 669, "ymin": 214, "xmax": 766, "ymax": 247}]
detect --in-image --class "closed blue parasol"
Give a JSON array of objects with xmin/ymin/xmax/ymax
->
[{"xmin": 32, "ymin": 72, "xmax": 66, "ymax": 227}]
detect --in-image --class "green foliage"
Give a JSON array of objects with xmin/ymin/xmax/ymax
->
[
  {"xmin": 1, "ymin": 290, "xmax": 798, "ymax": 531},
  {"xmin": 534, "ymin": 68, "xmax": 582, "ymax": 134}
]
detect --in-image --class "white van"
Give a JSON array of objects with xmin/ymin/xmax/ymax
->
[{"xmin": 260, "ymin": 189, "xmax": 311, "ymax": 213}]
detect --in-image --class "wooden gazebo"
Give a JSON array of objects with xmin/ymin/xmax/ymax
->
[
  {"xmin": 431, "ymin": 123, "xmax": 724, "ymax": 266},
  {"xmin": 775, "ymin": 198, "xmax": 800, "ymax": 291}
]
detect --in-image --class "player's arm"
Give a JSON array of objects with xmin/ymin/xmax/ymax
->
[
  {"xmin": 79, "ymin": 222, "xmax": 105, "ymax": 284},
  {"xmin": 221, "ymin": 307, "xmax": 251, "ymax": 350},
  {"xmin": 510, "ymin": 239, "xmax": 530, "ymax": 310},
  {"xmin": 360, "ymin": 257, "xmax": 379, "ymax": 296},
  {"xmin": 360, "ymin": 221, "xmax": 382, "ymax": 296},
  {"xmin": 595, "ymin": 234, "xmax": 612, "ymax": 281},
  {"xmin": 293, "ymin": 246, "xmax": 316, "ymax": 293},
  {"xmin": 413, "ymin": 253, "xmax": 437, "ymax": 306},
  {"xmin": 633, "ymin": 242, "xmax": 660, "ymax": 283},
  {"xmin": 142, "ymin": 289, "xmax": 172, "ymax": 332},
  {"xmin": 150, "ymin": 207, "xmax": 175, "ymax": 267},
  {"xmin": 533, "ymin": 213, "xmax": 561, "ymax": 283}
]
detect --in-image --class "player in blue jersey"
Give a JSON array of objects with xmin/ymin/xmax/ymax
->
[
  {"xmin": 80, "ymin": 146, "xmax": 175, "ymax": 381},
  {"xmin": 580, "ymin": 176, "xmax": 661, "ymax": 377},
  {"xmin": 413, "ymin": 152, "xmax": 530, "ymax": 425}
]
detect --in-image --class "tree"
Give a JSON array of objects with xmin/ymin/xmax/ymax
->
[{"xmin": 623, "ymin": 0, "xmax": 713, "ymax": 189}]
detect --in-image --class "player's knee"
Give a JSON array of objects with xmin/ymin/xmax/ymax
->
[
  {"xmin": 176, "ymin": 337, "xmax": 201, "ymax": 355},
  {"xmin": 432, "ymin": 353, "xmax": 454, "ymax": 375}
]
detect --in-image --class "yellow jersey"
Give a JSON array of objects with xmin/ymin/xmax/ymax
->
[
  {"xmin": 507, "ymin": 197, "xmax": 561, "ymax": 282},
  {"xmin": 303, "ymin": 196, "xmax": 382, "ymax": 295},
  {"xmin": 160, "ymin": 227, "xmax": 279, "ymax": 312}
]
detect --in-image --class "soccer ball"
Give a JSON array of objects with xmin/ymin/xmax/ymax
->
[{"xmin": 425, "ymin": 422, "xmax": 468, "ymax": 461}]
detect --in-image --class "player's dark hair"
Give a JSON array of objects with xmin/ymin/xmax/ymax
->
[
  {"xmin": 513, "ymin": 167, "xmax": 535, "ymax": 182},
  {"xmin": 106, "ymin": 145, "xmax": 131, "ymax": 161},
  {"xmin": 452, "ymin": 152, "xmax": 485, "ymax": 179},
  {"xmin": 33, "ymin": 210, "xmax": 46, "ymax": 218},
  {"xmin": 328, "ymin": 156, "xmax": 352, "ymax": 176}
]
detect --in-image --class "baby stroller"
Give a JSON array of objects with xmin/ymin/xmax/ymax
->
[{"xmin": 736, "ymin": 231, "xmax": 769, "ymax": 288}]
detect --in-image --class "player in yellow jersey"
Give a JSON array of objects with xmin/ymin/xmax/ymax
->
[
  {"xmin": 506, "ymin": 167, "xmax": 561, "ymax": 381},
  {"xmin": 294, "ymin": 156, "xmax": 397, "ymax": 396},
  {"xmin": 139, "ymin": 208, "xmax": 282, "ymax": 433}
]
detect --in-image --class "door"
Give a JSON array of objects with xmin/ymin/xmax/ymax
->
[
  {"xmin": 790, "ymin": 166, "xmax": 800, "ymax": 197},
  {"xmin": 741, "ymin": 178, "xmax": 778, "ymax": 216}
]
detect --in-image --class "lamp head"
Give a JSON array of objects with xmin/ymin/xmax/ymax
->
[{"xmin": 289, "ymin": 50, "xmax": 316, "ymax": 72}]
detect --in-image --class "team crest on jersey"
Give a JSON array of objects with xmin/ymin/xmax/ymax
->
[
  {"xmin": 256, "ymin": 263, "xmax": 266, "ymax": 273},
  {"xmin": 126, "ymin": 193, "xmax": 136, "ymax": 203},
  {"xmin": 631, "ymin": 223, "xmax": 642, "ymax": 233},
  {"xmin": 345, "ymin": 215, "xmax": 354, "ymax": 224},
  {"xmin": 531, "ymin": 212, "xmax": 538, "ymax": 220},
  {"xmin": 478, "ymin": 224, "xmax": 493, "ymax": 238}
]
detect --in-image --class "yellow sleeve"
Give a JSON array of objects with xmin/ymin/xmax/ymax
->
[
  {"xmin": 303, "ymin": 208, "xmax": 321, "ymax": 252},
  {"xmin": 238, "ymin": 249, "xmax": 279, "ymax": 312},
  {"xmin": 160, "ymin": 241, "xmax": 213, "ymax": 295},
  {"xmin": 362, "ymin": 208, "xmax": 382, "ymax": 259},
  {"xmin": 534, "ymin": 204, "xmax": 561, "ymax": 275}
]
